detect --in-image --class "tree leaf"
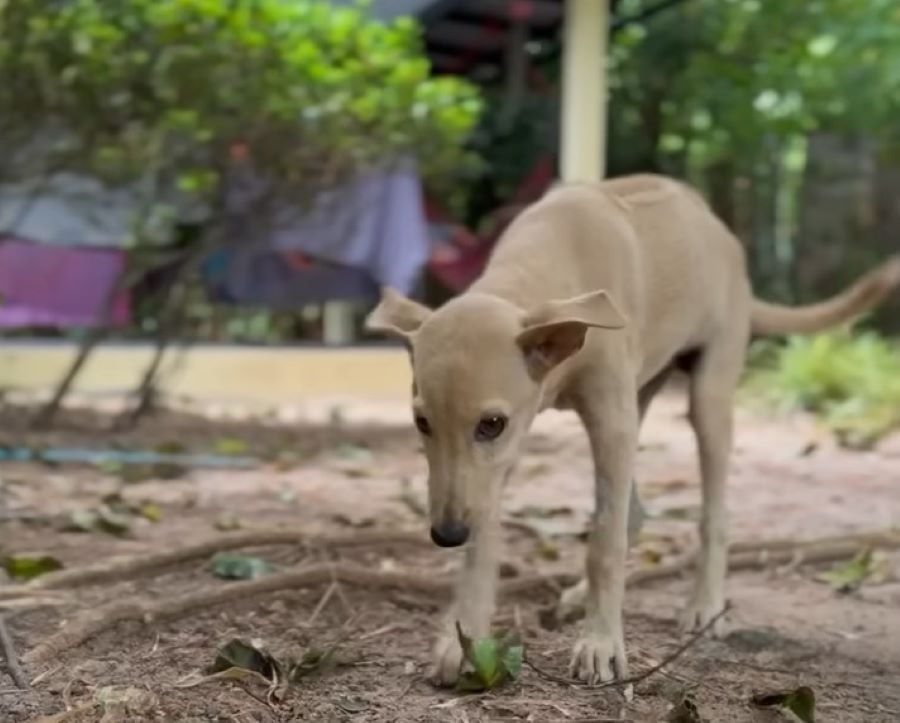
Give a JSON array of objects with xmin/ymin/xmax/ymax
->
[
  {"xmin": 469, "ymin": 638, "xmax": 501, "ymax": 683},
  {"xmin": 211, "ymin": 639, "xmax": 279, "ymax": 682},
  {"xmin": 332, "ymin": 695, "xmax": 369, "ymax": 713},
  {"xmin": 4, "ymin": 554, "xmax": 64, "ymax": 581},
  {"xmin": 214, "ymin": 513, "xmax": 243, "ymax": 531},
  {"xmin": 288, "ymin": 645, "xmax": 338, "ymax": 681},
  {"xmin": 210, "ymin": 552, "xmax": 273, "ymax": 580},
  {"xmin": 666, "ymin": 692, "xmax": 703, "ymax": 722},
  {"xmin": 815, "ymin": 548, "xmax": 873, "ymax": 592},
  {"xmin": 454, "ymin": 623, "xmax": 521, "ymax": 691},
  {"xmin": 66, "ymin": 509, "xmax": 100, "ymax": 533},
  {"xmin": 95, "ymin": 505, "xmax": 133, "ymax": 536},
  {"xmin": 500, "ymin": 639, "xmax": 523, "ymax": 680},
  {"xmin": 139, "ymin": 502, "xmax": 162, "ymax": 523},
  {"xmin": 214, "ymin": 437, "xmax": 250, "ymax": 456},
  {"xmin": 751, "ymin": 686, "xmax": 816, "ymax": 722}
]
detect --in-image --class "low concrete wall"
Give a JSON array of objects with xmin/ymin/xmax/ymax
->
[{"xmin": 0, "ymin": 341, "xmax": 411, "ymax": 405}]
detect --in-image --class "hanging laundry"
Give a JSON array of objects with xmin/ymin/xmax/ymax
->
[
  {"xmin": 202, "ymin": 247, "xmax": 378, "ymax": 308},
  {"xmin": 226, "ymin": 160, "xmax": 430, "ymax": 295},
  {"xmin": 0, "ymin": 172, "xmax": 197, "ymax": 249},
  {"xmin": 0, "ymin": 236, "xmax": 130, "ymax": 328}
]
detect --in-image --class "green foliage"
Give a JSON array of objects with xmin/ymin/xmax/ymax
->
[
  {"xmin": 816, "ymin": 548, "xmax": 875, "ymax": 593},
  {"xmin": 210, "ymin": 552, "xmax": 274, "ymax": 580},
  {"xmin": 3, "ymin": 553, "xmax": 64, "ymax": 581},
  {"xmin": 751, "ymin": 685, "xmax": 816, "ymax": 723},
  {"xmin": 0, "ymin": 0, "xmax": 482, "ymax": 219},
  {"xmin": 745, "ymin": 330, "xmax": 900, "ymax": 448},
  {"xmin": 608, "ymin": 0, "xmax": 900, "ymax": 170},
  {"xmin": 455, "ymin": 622, "xmax": 523, "ymax": 692}
]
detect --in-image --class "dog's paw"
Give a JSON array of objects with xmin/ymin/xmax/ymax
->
[
  {"xmin": 555, "ymin": 579, "xmax": 587, "ymax": 622},
  {"xmin": 569, "ymin": 632, "xmax": 628, "ymax": 684},
  {"xmin": 679, "ymin": 595, "xmax": 728, "ymax": 638},
  {"xmin": 430, "ymin": 633, "xmax": 464, "ymax": 687}
]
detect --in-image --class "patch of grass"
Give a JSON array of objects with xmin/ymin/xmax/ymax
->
[{"xmin": 744, "ymin": 330, "xmax": 900, "ymax": 448}]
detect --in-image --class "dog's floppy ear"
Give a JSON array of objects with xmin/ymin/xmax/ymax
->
[
  {"xmin": 365, "ymin": 287, "xmax": 431, "ymax": 341},
  {"xmin": 516, "ymin": 290, "xmax": 626, "ymax": 377}
]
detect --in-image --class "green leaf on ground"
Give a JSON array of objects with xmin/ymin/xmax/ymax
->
[
  {"xmin": 332, "ymin": 695, "xmax": 369, "ymax": 713},
  {"xmin": 214, "ymin": 437, "xmax": 250, "ymax": 456},
  {"xmin": 182, "ymin": 637, "xmax": 343, "ymax": 701},
  {"xmin": 751, "ymin": 686, "xmax": 816, "ymax": 722},
  {"xmin": 454, "ymin": 623, "xmax": 523, "ymax": 692},
  {"xmin": 214, "ymin": 513, "xmax": 244, "ymax": 531},
  {"xmin": 155, "ymin": 441, "xmax": 187, "ymax": 455},
  {"xmin": 3, "ymin": 553, "xmax": 64, "ymax": 581},
  {"xmin": 138, "ymin": 502, "xmax": 163, "ymax": 523},
  {"xmin": 333, "ymin": 442, "xmax": 372, "ymax": 462},
  {"xmin": 64, "ymin": 506, "xmax": 131, "ymax": 536},
  {"xmin": 288, "ymin": 646, "xmax": 339, "ymax": 682},
  {"xmin": 666, "ymin": 691, "xmax": 703, "ymax": 722},
  {"xmin": 95, "ymin": 505, "xmax": 133, "ymax": 536},
  {"xmin": 210, "ymin": 552, "xmax": 273, "ymax": 580},
  {"xmin": 815, "ymin": 548, "xmax": 873, "ymax": 593},
  {"xmin": 212, "ymin": 638, "xmax": 279, "ymax": 680}
]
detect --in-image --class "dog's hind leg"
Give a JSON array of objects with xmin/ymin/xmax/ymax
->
[{"xmin": 680, "ymin": 330, "xmax": 748, "ymax": 636}]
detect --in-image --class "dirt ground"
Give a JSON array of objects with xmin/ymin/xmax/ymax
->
[{"xmin": 1, "ymin": 388, "xmax": 899, "ymax": 722}]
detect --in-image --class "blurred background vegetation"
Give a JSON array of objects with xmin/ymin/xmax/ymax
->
[{"xmin": 0, "ymin": 0, "xmax": 898, "ymax": 440}]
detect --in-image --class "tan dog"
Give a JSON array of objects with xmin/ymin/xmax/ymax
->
[{"xmin": 366, "ymin": 174, "xmax": 900, "ymax": 686}]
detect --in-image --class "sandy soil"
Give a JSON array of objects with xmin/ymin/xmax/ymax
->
[{"xmin": 0, "ymin": 389, "xmax": 898, "ymax": 722}]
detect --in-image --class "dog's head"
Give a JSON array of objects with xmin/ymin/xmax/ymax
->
[{"xmin": 366, "ymin": 288, "xmax": 625, "ymax": 547}]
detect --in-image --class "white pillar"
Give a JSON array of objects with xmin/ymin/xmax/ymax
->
[
  {"xmin": 560, "ymin": 0, "xmax": 609, "ymax": 182},
  {"xmin": 322, "ymin": 302, "xmax": 356, "ymax": 345}
]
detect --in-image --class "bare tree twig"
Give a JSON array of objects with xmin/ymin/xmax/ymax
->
[
  {"xmin": 0, "ymin": 615, "xmax": 29, "ymax": 689},
  {"xmin": 525, "ymin": 604, "xmax": 730, "ymax": 691},
  {"xmin": 23, "ymin": 563, "xmax": 453, "ymax": 665},
  {"xmin": 0, "ymin": 528, "xmax": 431, "ymax": 598}
]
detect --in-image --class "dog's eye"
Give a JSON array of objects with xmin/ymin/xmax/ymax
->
[
  {"xmin": 414, "ymin": 414, "xmax": 432, "ymax": 436},
  {"xmin": 475, "ymin": 414, "xmax": 507, "ymax": 442}
]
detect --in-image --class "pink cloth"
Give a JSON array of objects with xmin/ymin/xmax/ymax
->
[{"xmin": 0, "ymin": 237, "xmax": 130, "ymax": 328}]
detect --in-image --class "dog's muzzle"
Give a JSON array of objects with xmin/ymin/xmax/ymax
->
[{"xmin": 430, "ymin": 521, "xmax": 469, "ymax": 547}]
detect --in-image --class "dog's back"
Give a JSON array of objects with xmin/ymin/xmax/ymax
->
[{"xmin": 476, "ymin": 174, "xmax": 752, "ymax": 380}]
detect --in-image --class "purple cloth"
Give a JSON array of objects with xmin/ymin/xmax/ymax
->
[{"xmin": 0, "ymin": 237, "xmax": 130, "ymax": 328}]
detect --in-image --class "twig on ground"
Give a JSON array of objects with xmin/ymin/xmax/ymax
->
[
  {"xmin": 0, "ymin": 528, "xmax": 430, "ymax": 599},
  {"xmin": 0, "ymin": 615, "xmax": 29, "ymax": 689},
  {"xmin": 16, "ymin": 529, "xmax": 900, "ymax": 666},
  {"xmin": 604, "ymin": 603, "xmax": 731, "ymax": 689},
  {"xmin": 24, "ymin": 563, "xmax": 453, "ymax": 665},
  {"xmin": 526, "ymin": 604, "xmax": 731, "ymax": 692},
  {"xmin": 305, "ymin": 580, "xmax": 338, "ymax": 627}
]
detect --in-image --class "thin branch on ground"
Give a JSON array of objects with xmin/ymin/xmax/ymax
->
[
  {"xmin": 305, "ymin": 580, "xmax": 339, "ymax": 627},
  {"xmin": 525, "ymin": 604, "xmax": 730, "ymax": 691},
  {"xmin": 23, "ymin": 563, "xmax": 453, "ymax": 665},
  {"xmin": 0, "ymin": 528, "xmax": 430, "ymax": 599},
  {"xmin": 16, "ymin": 529, "xmax": 900, "ymax": 666},
  {"xmin": 0, "ymin": 615, "xmax": 29, "ymax": 689},
  {"xmin": 544, "ymin": 531, "xmax": 900, "ymax": 623}
]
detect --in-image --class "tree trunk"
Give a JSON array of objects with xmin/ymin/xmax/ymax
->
[
  {"xmin": 116, "ymin": 252, "xmax": 197, "ymax": 428},
  {"xmin": 795, "ymin": 132, "xmax": 877, "ymax": 304},
  {"xmin": 29, "ymin": 270, "xmax": 127, "ymax": 430}
]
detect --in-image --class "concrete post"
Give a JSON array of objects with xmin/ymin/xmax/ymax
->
[{"xmin": 560, "ymin": 0, "xmax": 609, "ymax": 182}]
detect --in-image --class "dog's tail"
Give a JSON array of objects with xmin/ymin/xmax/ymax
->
[{"xmin": 751, "ymin": 256, "xmax": 900, "ymax": 336}]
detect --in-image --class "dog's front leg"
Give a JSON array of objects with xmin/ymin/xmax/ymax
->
[
  {"xmin": 570, "ymin": 384, "xmax": 637, "ymax": 683},
  {"xmin": 431, "ymin": 482, "xmax": 503, "ymax": 686}
]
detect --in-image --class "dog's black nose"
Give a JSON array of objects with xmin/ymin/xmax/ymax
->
[{"xmin": 430, "ymin": 521, "xmax": 469, "ymax": 547}]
